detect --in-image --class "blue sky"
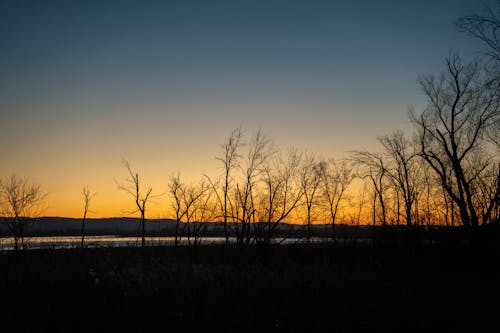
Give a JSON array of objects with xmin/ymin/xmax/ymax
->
[{"xmin": 0, "ymin": 0, "xmax": 493, "ymax": 216}]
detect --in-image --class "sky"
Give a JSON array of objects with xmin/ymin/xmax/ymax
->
[{"xmin": 0, "ymin": 0, "xmax": 493, "ymax": 218}]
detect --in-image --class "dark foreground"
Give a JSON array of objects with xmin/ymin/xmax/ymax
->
[{"xmin": 1, "ymin": 242, "xmax": 499, "ymax": 332}]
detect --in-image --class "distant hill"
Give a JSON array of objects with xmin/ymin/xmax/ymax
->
[
  {"xmin": 0, "ymin": 217, "xmax": 178, "ymax": 236},
  {"xmin": 1, "ymin": 217, "xmax": 465, "ymax": 241},
  {"xmin": 0, "ymin": 216, "xmax": 333, "ymax": 237}
]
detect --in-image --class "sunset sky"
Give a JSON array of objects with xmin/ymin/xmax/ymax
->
[{"xmin": 0, "ymin": 0, "xmax": 491, "ymax": 218}]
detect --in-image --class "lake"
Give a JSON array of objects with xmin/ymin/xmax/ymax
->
[{"xmin": 0, "ymin": 235, "xmax": 336, "ymax": 250}]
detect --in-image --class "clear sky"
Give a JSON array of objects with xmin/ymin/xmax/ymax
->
[{"xmin": 0, "ymin": 0, "xmax": 492, "ymax": 217}]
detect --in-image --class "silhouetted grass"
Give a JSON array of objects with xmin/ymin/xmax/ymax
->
[{"xmin": 1, "ymin": 242, "xmax": 499, "ymax": 332}]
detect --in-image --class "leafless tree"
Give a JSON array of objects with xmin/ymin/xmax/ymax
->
[
  {"xmin": 299, "ymin": 153, "xmax": 322, "ymax": 243},
  {"xmin": 456, "ymin": 2, "xmax": 499, "ymax": 84},
  {"xmin": 352, "ymin": 151, "xmax": 389, "ymax": 226},
  {"xmin": 81, "ymin": 186, "xmax": 96, "ymax": 247},
  {"xmin": 317, "ymin": 159, "xmax": 354, "ymax": 243},
  {"xmin": 190, "ymin": 182, "xmax": 216, "ymax": 246},
  {"xmin": 349, "ymin": 182, "xmax": 368, "ymax": 226},
  {"xmin": 233, "ymin": 129, "xmax": 274, "ymax": 245},
  {"xmin": 473, "ymin": 162, "xmax": 500, "ymax": 225},
  {"xmin": 168, "ymin": 173, "xmax": 186, "ymax": 246},
  {"xmin": 182, "ymin": 180, "xmax": 210, "ymax": 246},
  {"xmin": 417, "ymin": 161, "xmax": 443, "ymax": 226},
  {"xmin": 410, "ymin": 54, "xmax": 499, "ymax": 228},
  {"xmin": 168, "ymin": 174, "xmax": 208, "ymax": 246},
  {"xmin": 487, "ymin": 119, "xmax": 500, "ymax": 151},
  {"xmin": 456, "ymin": 0, "xmax": 500, "ymax": 168},
  {"xmin": 378, "ymin": 130, "xmax": 420, "ymax": 227},
  {"xmin": 257, "ymin": 148, "xmax": 304, "ymax": 244},
  {"xmin": 0, "ymin": 174, "xmax": 44, "ymax": 250},
  {"xmin": 216, "ymin": 127, "xmax": 243, "ymax": 244},
  {"xmin": 116, "ymin": 160, "xmax": 153, "ymax": 247}
]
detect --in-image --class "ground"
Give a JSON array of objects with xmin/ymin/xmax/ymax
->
[{"xmin": 1, "ymin": 242, "xmax": 499, "ymax": 332}]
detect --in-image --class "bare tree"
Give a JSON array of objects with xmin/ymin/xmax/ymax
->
[
  {"xmin": 317, "ymin": 159, "xmax": 354, "ymax": 243},
  {"xmin": 349, "ymin": 182, "xmax": 368, "ymax": 226},
  {"xmin": 234, "ymin": 129, "xmax": 274, "ymax": 245},
  {"xmin": 378, "ymin": 130, "xmax": 420, "ymax": 227},
  {"xmin": 168, "ymin": 173, "xmax": 185, "ymax": 246},
  {"xmin": 456, "ymin": 2, "xmax": 500, "ymax": 81},
  {"xmin": 0, "ymin": 174, "xmax": 44, "ymax": 250},
  {"xmin": 456, "ymin": 4, "xmax": 500, "ymax": 228},
  {"xmin": 116, "ymin": 160, "xmax": 153, "ymax": 247},
  {"xmin": 190, "ymin": 183, "xmax": 216, "ymax": 246},
  {"xmin": 216, "ymin": 127, "xmax": 243, "ymax": 244},
  {"xmin": 299, "ymin": 153, "xmax": 322, "ymax": 243},
  {"xmin": 81, "ymin": 186, "xmax": 96, "ymax": 247},
  {"xmin": 257, "ymin": 148, "xmax": 304, "ymax": 244},
  {"xmin": 181, "ymin": 180, "xmax": 210, "ymax": 246},
  {"xmin": 413, "ymin": 160, "xmax": 442, "ymax": 226},
  {"xmin": 410, "ymin": 54, "xmax": 499, "ymax": 228},
  {"xmin": 168, "ymin": 174, "xmax": 208, "ymax": 246},
  {"xmin": 352, "ymin": 151, "xmax": 389, "ymax": 226},
  {"xmin": 474, "ymin": 163, "xmax": 500, "ymax": 225}
]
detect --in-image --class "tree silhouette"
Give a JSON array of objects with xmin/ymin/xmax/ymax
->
[
  {"xmin": 410, "ymin": 54, "xmax": 499, "ymax": 228},
  {"xmin": 81, "ymin": 186, "xmax": 96, "ymax": 247},
  {"xmin": 456, "ymin": 2, "xmax": 499, "ymax": 83},
  {"xmin": 0, "ymin": 174, "xmax": 44, "ymax": 250},
  {"xmin": 216, "ymin": 127, "xmax": 243, "ymax": 244},
  {"xmin": 299, "ymin": 153, "xmax": 322, "ymax": 243},
  {"xmin": 378, "ymin": 130, "xmax": 420, "ymax": 227},
  {"xmin": 234, "ymin": 129, "xmax": 274, "ymax": 245},
  {"xmin": 352, "ymin": 151, "xmax": 389, "ymax": 226},
  {"xmin": 168, "ymin": 174, "xmax": 208, "ymax": 246},
  {"xmin": 317, "ymin": 159, "xmax": 353, "ymax": 243},
  {"xmin": 257, "ymin": 148, "xmax": 303, "ymax": 244},
  {"xmin": 116, "ymin": 160, "xmax": 152, "ymax": 247}
]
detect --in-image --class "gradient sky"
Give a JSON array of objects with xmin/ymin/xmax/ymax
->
[{"xmin": 0, "ymin": 0, "xmax": 492, "ymax": 218}]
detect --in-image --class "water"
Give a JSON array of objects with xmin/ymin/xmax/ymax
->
[
  {"xmin": 0, "ymin": 235, "xmax": 334, "ymax": 250},
  {"xmin": 0, "ymin": 236, "xmax": 226, "ymax": 250}
]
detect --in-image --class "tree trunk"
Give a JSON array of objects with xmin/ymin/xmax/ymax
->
[
  {"xmin": 141, "ymin": 215, "xmax": 146, "ymax": 248},
  {"xmin": 81, "ymin": 217, "xmax": 86, "ymax": 248}
]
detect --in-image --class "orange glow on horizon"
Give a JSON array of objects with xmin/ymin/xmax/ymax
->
[{"xmin": 40, "ymin": 180, "xmax": 368, "ymax": 225}]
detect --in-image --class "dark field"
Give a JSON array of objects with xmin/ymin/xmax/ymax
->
[{"xmin": 1, "ymin": 242, "xmax": 499, "ymax": 332}]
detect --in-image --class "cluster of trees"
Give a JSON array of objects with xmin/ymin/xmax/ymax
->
[
  {"xmin": 0, "ymin": 174, "xmax": 45, "ymax": 250},
  {"xmin": 110, "ymin": 4, "xmax": 500, "ymax": 246},
  {"xmin": 1, "ymin": 5, "xmax": 498, "ymax": 248},
  {"xmin": 113, "ymin": 129, "xmax": 355, "ymax": 246},
  {"xmin": 166, "ymin": 130, "xmax": 355, "ymax": 245}
]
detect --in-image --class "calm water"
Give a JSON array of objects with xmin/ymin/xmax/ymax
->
[{"xmin": 0, "ymin": 235, "xmax": 331, "ymax": 250}]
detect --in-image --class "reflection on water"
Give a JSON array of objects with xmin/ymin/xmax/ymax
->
[
  {"xmin": 0, "ymin": 236, "xmax": 330, "ymax": 250},
  {"xmin": 0, "ymin": 236, "xmax": 225, "ymax": 250}
]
